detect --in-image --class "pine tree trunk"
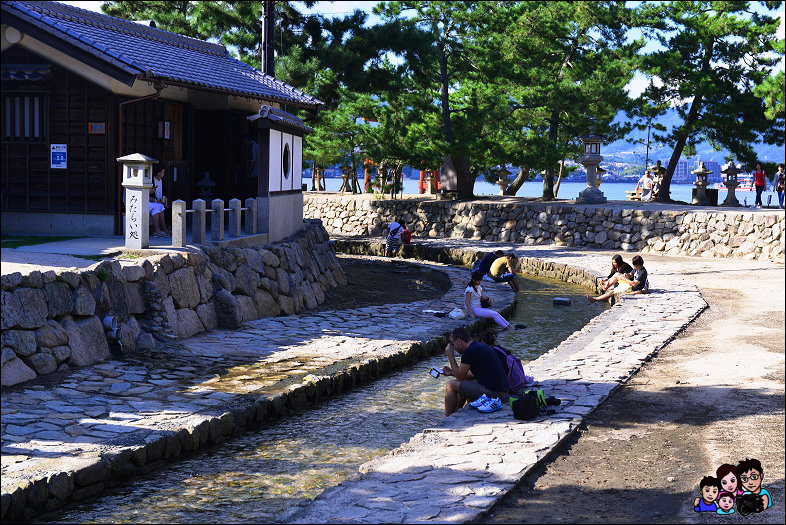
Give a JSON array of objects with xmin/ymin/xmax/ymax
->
[
  {"xmin": 656, "ymin": 38, "xmax": 714, "ymax": 203},
  {"xmin": 503, "ymin": 167, "xmax": 530, "ymax": 196}
]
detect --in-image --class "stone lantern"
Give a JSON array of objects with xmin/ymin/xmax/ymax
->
[
  {"xmin": 117, "ymin": 153, "xmax": 157, "ymax": 249},
  {"xmin": 721, "ymin": 162, "xmax": 742, "ymax": 207},
  {"xmin": 495, "ymin": 166, "xmax": 511, "ymax": 195},
  {"xmin": 576, "ymin": 131, "xmax": 607, "ymax": 204},
  {"xmin": 691, "ymin": 161, "xmax": 712, "ymax": 205}
]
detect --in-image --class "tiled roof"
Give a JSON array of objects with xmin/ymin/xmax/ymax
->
[
  {"xmin": 248, "ymin": 105, "xmax": 314, "ymax": 135},
  {"xmin": 1, "ymin": 1, "xmax": 323, "ymax": 108}
]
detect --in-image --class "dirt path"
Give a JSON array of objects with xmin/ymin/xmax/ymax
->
[{"xmin": 480, "ymin": 258, "xmax": 785, "ymax": 524}]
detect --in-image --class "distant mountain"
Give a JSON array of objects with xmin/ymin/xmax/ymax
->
[{"xmin": 605, "ymin": 108, "xmax": 784, "ymax": 166}]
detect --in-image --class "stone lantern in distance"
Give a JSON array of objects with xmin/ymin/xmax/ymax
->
[
  {"xmin": 721, "ymin": 162, "xmax": 742, "ymax": 207},
  {"xmin": 576, "ymin": 131, "xmax": 607, "ymax": 204},
  {"xmin": 691, "ymin": 161, "xmax": 712, "ymax": 205},
  {"xmin": 495, "ymin": 166, "xmax": 511, "ymax": 195}
]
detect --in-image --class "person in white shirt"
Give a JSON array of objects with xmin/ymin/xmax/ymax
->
[
  {"xmin": 465, "ymin": 271, "xmax": 512, "ymax": 330},
  {"xmin": 636, "ymin": 171, "xmax": 654, "ymax": 201}
]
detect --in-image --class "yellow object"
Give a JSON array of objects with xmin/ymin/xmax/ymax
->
[{"xmin": 490, "ymin": 256, "xmax": 508, "ymax": 277}]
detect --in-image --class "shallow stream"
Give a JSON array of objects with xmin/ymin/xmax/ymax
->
[{"xmin": 43, "ymin": 274, "xmax": 607, "ymax": 524}]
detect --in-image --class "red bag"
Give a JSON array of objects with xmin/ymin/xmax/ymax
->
[{"xmin": 402, "ymin": 228, "xmax": 411, "ymax": 244}]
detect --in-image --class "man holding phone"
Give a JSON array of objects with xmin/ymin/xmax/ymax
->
[{"xmin": 441, "ymin": 327, "xmax": 509, "ymax": 416}]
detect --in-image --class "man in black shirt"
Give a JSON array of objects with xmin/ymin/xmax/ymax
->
[{"xmin": 442, "ymin": 327, "xmax": 509, "ymax": 416}]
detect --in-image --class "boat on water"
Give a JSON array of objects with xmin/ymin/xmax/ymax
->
[{"xmin": 713, "ymin": 175, "xmax": 756, "ymax": 191}]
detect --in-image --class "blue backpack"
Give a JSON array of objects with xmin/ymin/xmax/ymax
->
[{"xmin": 492, "ymin": 345, "xmax": 530, "ymax": 393}]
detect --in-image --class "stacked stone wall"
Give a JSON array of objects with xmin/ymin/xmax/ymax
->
[
  {"xmin": 1, "ymin": 220, "xmax": 345, "ymax": 387},
  {"xmin": 305, "ymin": 196, "xmax": 785, "ymax": 262}
]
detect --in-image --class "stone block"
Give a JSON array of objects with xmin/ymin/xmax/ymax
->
[
  {"xmin": 275, "ymin": 268, "xmax": 290, "ymax": 295},
  {"xmin": 214, "ymin": 289, "xmax": 242, "ymax": 328},
  {"xmin": 163, "ymin": 296, "xmax": 178, "ymax": 335},
  {"xmin": 136, "ymin": 331, "xmax": 156, "ymax": 350},
  {"xmin": 176, "ymin": 309, "xmax": 205, "ymax": 339},
  {"xmin": 56, "ymin": 271, "xmax": 80, "ymax": 289},
  {"xmin": 10, "ymin": 288, "xmax": 48, "ymax": 329},
  {"xmin": 119, "ymin": 316, "xmax": 142, "ymax": 354},
  {"xmin": 2, "ymin": 329, "xmax": 37, "ymax": 356},
  {"xmin": 107, "ymin": 281, "xmax": 129, "ymax": 314},
  {"xmin": 1, "ymin": 271, "xmax": 23, "ymax": 290},
  {"xmin": 52, "ymin": 345, "xmax": 71, "ymax": 363},
  {"xmin": 21, "ymin": 270, "xmax": 43, "ymax": 288},
  {"xmin": 196, "ymin": 302, "xmax": 218, "ymax": 331},
  {"xmin": 72, "ymin": 287, "xmax": 96, "ymax": 316},
  {"xmin": 233, "ymin": 265, "xmax": 260, "ymax": 297},
  {"xmin": 276, "ymin": 294, "xmax": 296, "ymax": 316},
  {"xmin": 23, "ymin": 353, "xmax": 57, "ymax": 375},
  {"xmin": 253, "ymin": 290, "xmax": 280, "ymax": 318},
  {"xmin": 1, "ymin": 347, "xmax": 38, "ymax": 386},
  {"xmin": 168, "ymin": 267, "xmax": 200, "ymax": 309},
  {"xmin": 35, "ymin": 320, "xmax": 68, "ymax": 347},
  {"xmin": 237, "ymin": 295, "xmax": 258, "ymax": 323},
  {"xmin": 63, "ymin": 316, "xmax": 110, "ymax": 367},
  {"xmin": 125, "ymin": 281, "xmax": 146, "ymax": 315},
  {"xmin": 121, "ymin": 265, "xmax": 146, "ymax": 282}
]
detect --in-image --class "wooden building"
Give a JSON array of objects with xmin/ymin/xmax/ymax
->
[{"xmin": 1, "ymin": 0, "xmax": 322, "ymax": 236}]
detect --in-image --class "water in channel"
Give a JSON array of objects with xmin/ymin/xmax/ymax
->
[{"xmin": 44, "ymin": 274, "xmax": 607, "ymax": 524}]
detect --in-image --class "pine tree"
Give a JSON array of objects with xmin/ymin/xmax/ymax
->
[{"xmin": 634, "ymin": 1, "xmax": 784, "ymax": 202}]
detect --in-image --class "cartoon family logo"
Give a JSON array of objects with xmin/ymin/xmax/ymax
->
[{"xmin": 693, "ymin": 458, "xmax": 773, "ymax": 516}]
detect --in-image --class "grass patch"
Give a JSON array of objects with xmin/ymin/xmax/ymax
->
[{"xmin": 1, "ymin": 235, "xmax": 82, "ymax": 249}]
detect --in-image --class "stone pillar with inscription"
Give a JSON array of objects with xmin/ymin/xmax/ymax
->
[{"xmin": 117, "ymin": 153, "xmax": 157, "ymax": 249}]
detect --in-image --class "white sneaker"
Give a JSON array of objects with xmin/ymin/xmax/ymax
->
[
  {"xmin": 477, "ymin": 397, "xmax": 503, "ymax": 413},
  {"xmin": 469, "ymin": 394, "xmax": 490, "ymax": 408}
]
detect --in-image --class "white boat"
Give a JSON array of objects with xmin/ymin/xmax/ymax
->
[{"xmin": 713, "ymin": 175, "xmax": 755, "ymax": 191}]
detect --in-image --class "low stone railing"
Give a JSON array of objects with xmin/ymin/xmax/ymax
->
[{"xmin": 171, "ymin": 198, "xmax": 259, "ymax": 247}]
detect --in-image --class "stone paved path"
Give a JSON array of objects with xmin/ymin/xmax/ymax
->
[{"xmin": 1, "ymin": 257, "xmax": 511, "ymax": 520}]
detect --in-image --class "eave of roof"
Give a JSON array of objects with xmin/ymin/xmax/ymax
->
[{"xmin": 1, "ymin": 1, "xmax": 324, "ymax": 109}]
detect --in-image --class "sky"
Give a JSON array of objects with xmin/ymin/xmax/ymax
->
[{"xmin": 58, "ymin": 0, "xmax": 786, "ymax": 99}]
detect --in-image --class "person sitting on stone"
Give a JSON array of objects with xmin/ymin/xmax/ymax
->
[
  {"xmin": 589, "ymin": 255, "xmax": 648, "ymax": 302},
  {"xmin": 599, "ymin": 254, "xmax": 633, "ymax": 292},
  {"xmin": 489, "ymin": 252, "xmax": 520, "ymax": 292},
  {"xmin": 471, "ymin": 249, "xmax": 503, "ymax": 280},
  {"xmin": 441, "ymin": 327, "xmax": 510, "ymax": 416}
]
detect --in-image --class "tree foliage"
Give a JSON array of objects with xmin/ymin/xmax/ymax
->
[{"xmin": 633, "ymin": 0, "xmax": 784, "ymax": 202}]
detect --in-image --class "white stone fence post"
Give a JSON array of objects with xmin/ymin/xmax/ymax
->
[{"xmin": 171, "ymin": 197, "xmax": 259, "ymax": 248}]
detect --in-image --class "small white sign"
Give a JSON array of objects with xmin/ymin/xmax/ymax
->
[{"xmin": 50, "ymin": 144, "xmax": 67, "ymax": 169}]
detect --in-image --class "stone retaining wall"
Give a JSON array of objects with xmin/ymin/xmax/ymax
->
[
  {"xmin": 1, "ymin": 220, "xmax": 345, "ymax": 388},
  {"xmin": 305, "ymin": 195, "xmax": 785, "ymax": 262}
]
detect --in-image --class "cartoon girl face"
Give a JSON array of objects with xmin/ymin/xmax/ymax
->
[
  {"xmin": 717, "ymin": 494, "xmax": 735, "ymax": 512},
  {"xmin": 720, "ymin": 472, "xmax": 738, "ymax": 493}
]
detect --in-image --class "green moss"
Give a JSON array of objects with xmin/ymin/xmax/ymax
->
[{"xmin": 1, "ymin": 235, "xmax": 81, "ymax": 249}]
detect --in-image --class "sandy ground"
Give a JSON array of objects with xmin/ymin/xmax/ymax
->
[{"xmin": 480, "ymin": 255, "xmax": 785, "ymax": 524}]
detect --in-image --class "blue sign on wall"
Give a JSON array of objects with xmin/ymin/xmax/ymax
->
[{"xmin": 50, "ymin": 144, "xmax": 67, "ymax": 169}]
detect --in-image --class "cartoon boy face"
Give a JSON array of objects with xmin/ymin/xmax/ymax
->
[
  {"xmin": 740, "ymin": 468, "xmax": 762, "ymax": 493},
  {"xmin": 701, "ymin": 484, "xmax": 719, "ymax": 503},
  {"xmin": 717, "ymin": 493, "xmax": 735, "ymax": 512},
  {"xmin": 720, "ymin": 472, "xmax": 738, "ymax": 493}
]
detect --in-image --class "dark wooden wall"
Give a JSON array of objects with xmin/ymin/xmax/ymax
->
[{"xmin": 2, "ymin": 46, "xmax": 116, "ymax": 214}]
